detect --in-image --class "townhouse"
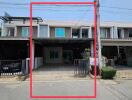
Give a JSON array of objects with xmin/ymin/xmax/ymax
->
[{"xmin": 0, "ymin": 16, "xmax": 132, "ymax": 73}]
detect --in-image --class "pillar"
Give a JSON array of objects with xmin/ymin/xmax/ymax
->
[
  {"xmin": 32, "ymin": 40, "xmax": 35, "ymax": 70},
  {"xmin": 90, "ymin": 41, "xmax": 94, "ymax": 57}
]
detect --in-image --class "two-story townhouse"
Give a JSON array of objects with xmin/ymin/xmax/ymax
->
[
  {"xmin": 0, "ymin": 16, "xmax": 42, "ymax": 62},
  {"xmin": 0, "ymin": 16, "xmax": 132, "ymax": 74},
  {"xmin": 0, "ymin": 16, "xmax": 94, "ymax": 71},
  {"xmin": 100, "ymin": 22, "xmax": 132, "ymax": 67},
  {"xmin": 33, "ymin": 20, "xmax": 93, "ymax": 67}
]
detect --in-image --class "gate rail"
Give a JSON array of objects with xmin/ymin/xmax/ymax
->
[
  {"xmin": 74, "ymin": 59, "xmax": 88, "ymax": 77},
  {"xmin": 0, "ymin": 60, "xmax": 26, "ymax": 76}
]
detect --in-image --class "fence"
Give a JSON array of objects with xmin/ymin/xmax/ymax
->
[
  {"xmin": 0, "ymin": 60, "xmax": 27, "ymax": 76},
  {"xmin": 74, "ymin": 59, "xmax": 88, "ymax": 77},
  {"xmin": 34, "ymin": 57, "xmax": 43, "ymax": 69}
]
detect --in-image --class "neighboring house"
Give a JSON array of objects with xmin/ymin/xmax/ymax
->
[{"xmin": 0, "ymin": 15, "xmax": 132, "ymax": 73}]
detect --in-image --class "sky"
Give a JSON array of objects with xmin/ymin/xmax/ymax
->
[{"xmin": 0, "ymin": 0, "xmax": 132, "ymax": 23}]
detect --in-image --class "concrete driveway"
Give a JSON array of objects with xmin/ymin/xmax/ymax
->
[{"xmin": 0, "ymin": 79, "xmax": 132, "ymax": 100}]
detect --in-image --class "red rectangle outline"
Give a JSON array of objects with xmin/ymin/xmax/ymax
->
[{"xmin": 30, "ymin": 1, "xmax": 97, "ymax": 99}]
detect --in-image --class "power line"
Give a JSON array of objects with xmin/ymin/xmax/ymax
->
[
  {"xmin": 1, "ymin": 6, "xmax": 132, "ymax": 16},
  {"xmin": 0, "ymin": 2, "xmax": 132, "ymax": 16},
  {"xmin": 0, "ymin": 1, "xmax": 132, "ymax": 12},
  {"xmin": 101, "ymin": 5, "xmax": 132, "ymax": 11},
  {"xmin": 0, "ymin": 1, "xmax": 29, "ymax": 5}
]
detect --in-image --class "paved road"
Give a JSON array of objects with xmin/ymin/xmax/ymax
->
[{"xmin": 0, "ymin": 80, "xmax": 132, "ymax": 100}]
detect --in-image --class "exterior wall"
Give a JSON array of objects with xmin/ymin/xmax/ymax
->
[
  {"xmin": 50, "ymin": 27, "xmax": 55, "ymax": 38},
  {"xmin": 121, "ymin": 28, "xmax": 125, "ymax": 38},
  {"xmin": 34, "ymin": 57, "xmax": 43, "ymax": 69},
  {"xmin": 125, "ymin": 47, "xmax": 132, "ymax": 66},
  {"xmin": 65, "ymin": 27, "xmax": 72, "ymax": 38},
  {"xmin": 17, "ymin": 27, "xmax": 22, "ymax": 37},
  {"xmin": 33, "ymin": 27, "xmax": 38, "ymax": 38},
  {"xmin": 124, "ymin": 29, "xmax": 129, "ymax": 38}
]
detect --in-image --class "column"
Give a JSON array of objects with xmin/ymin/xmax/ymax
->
[
  {"xmin": 90, "ymin": 41, "xmax": 94, "ymax": 57},
  {"xmin": 89, "ymin": 27, "xmax": 92, "ymax": 38},
  {"xmin": 114, "ymin": 26, "xmax": 118, "ymax": 38},
  {"xmin": 80, "ymin": 27, "xmax": 82, "ymax": 38},
  {"xmin": 32, "ymin": 40, "xmax": 35, "ymax": 70},
  {"xmin": 110, "ymin": 27, "xmax": 114, "ymax": 39}
]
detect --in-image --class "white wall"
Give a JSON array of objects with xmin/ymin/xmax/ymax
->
[
  {"xmin": 34, "ymin": 57, "xmax": 43, "ymax": 69},
  {"xmin": 32, "ymin": 40, "xmax": 35, "ymax": 70}
]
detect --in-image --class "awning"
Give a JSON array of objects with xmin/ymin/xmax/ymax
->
[{"xmin": 33, "ymin": 38, "xmax": 93, "ymax": 44}]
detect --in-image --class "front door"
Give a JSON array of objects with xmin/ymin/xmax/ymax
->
[
  {"xmin": 44, "ymin": 47, "xmax": 62, "ymax": 64},
  {"xmin": 63, "ymin": 50, "xmax": 73, "ymax": 64}
]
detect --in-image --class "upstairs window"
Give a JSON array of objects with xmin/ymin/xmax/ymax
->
[
  {"xmin": 6, "ymin": 27, "xmax": 15, "ymax": 36},
  {"xmin": 72, "ymin": 29, "xmax": 80, "ymax": 38},
  {"xmin": 128, "ymin": 29, "xmax": 132, "ymax": 37},
  {"xmin": 117, "ymin": 29, "xmax": 122, "ymax": 39},
  {"xmin": 22, "ymin": 27, "xmax": 29, "ymax": 37},
  {"xmin": 100, "ymin": 28, "xmax": 108, "ymax": 38},
  {"xmin": 55, "ymin": 28, "xmax": 65, "ymax": 38},
  {"xmin": 82, "ymin": 28, "xmax": 89, "ymax": 38}
]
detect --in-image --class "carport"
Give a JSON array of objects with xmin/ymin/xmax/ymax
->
[
  {"xmin": 101, "ymin": 39, "xmax": 132, "ymax": 67},
  {"xmin": 31, "ymin": 38, "xmax": 93, "ymax": 79},
  {"xmin": 0, "ymin": 38, "xmax": 29, "ymax": 76},
  {"xmin": 33, "ymin": 38, "xmax": 92, "ymax": 66}
]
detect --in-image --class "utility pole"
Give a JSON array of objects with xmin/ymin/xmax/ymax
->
[{"xmin": 95, "ymin": 0, "xmax": 102, "ymax": 68}]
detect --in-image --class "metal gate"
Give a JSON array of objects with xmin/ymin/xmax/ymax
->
[
  {"xmin": 74, "ymin": 59, "xmax": 88, "ymax": 77},
  {"xmin": 0, "ymin": 60, "xmax": 26, "ymax": 76}
]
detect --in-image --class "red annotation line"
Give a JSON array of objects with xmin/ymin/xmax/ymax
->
[{"xmin": 30, "ymin": 1, "xmax": 97, "ymax": 99}]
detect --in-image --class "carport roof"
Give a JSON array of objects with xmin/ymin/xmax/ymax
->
[
  {"xmin": 0, "ymin": 37, "xmax": 29, "ymax": 40},
  {"xmin": 33, "ymin": 38, "xmax": 93, "ymax": 44},
  {"xmin": 101, "ymin": 39, "xmax": 132, "ymax": 46}
]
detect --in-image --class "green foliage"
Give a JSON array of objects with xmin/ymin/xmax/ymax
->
[
  {"xmin": 101, "ymin": 67, "xmax": 116, "ymax": 79},
  {"xmin": 85, "ymin": 48, "xmax": 90, "ymax": 61}
]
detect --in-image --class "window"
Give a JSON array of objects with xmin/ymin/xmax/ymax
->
[
  {"xmin": 129, "ymin": 29, "xmax": 132, "ymax": 37},
  {"xmin": 55, "ymin": 28, "xmax": 65, "ymax": 37},
  {"xmin": 117, "ymin": 29, "xmax": 122, "ymax": 38},
  {"xmin": 22, "ymin": 27, "xmax": 29, "ymax": 37},
  {"xmin": 72, "ymin": 29, "xmax": 79, "ymax": 38},
  {"xmin": 50, "ymin": 51, "xmax": 59, "ymax": 59},
  {"xmin": 82, "ymin": 29, "xmax": 89, "ymax": 38},
  {"xmin": 7, "ymin": 27, "xmax": 15, "ymax": 36},
  {"xmin": 100, "ymin": 28, "xmax": 107, "ymax": 38}
]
